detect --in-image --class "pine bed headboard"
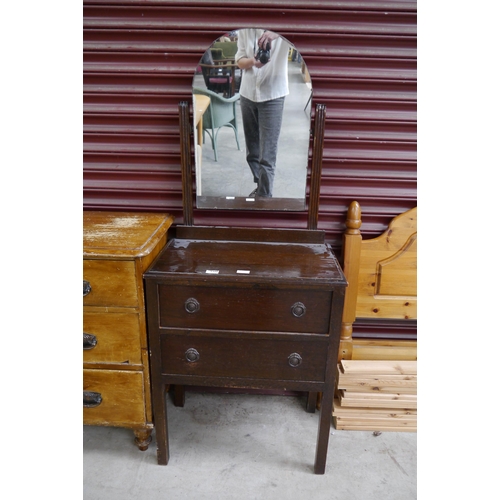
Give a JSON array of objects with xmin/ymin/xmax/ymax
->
[{"xmin": 339, "ymin": 201, "xmax": 417, "ymax": 360}]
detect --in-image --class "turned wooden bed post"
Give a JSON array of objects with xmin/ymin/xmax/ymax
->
[{"xmin": 339, "ymin": 200, "xmax": 362, "ymax": 360}]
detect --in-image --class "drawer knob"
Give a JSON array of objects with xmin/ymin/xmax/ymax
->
[
  {"xmin": 83, "ymin": 280, "xmax": 92, "ymax": 297},
  {"xmin": 83, "ymin": 333, "xmax": 98, "ymax": 350},
  {"xmin": 291, "ymin": 302, "xmax": 306, "ymax": 318},
  {"xmin": 83, "ymin": 391, "xmax": 102, "ymax": 408},
  {"xmin": 288, "ymin": 353, "xmax": 303, "ymax": 367},
  {"xmin": 185, "ymin": 348, "xmax": 200, "ymax": 362},
  {"xmin": 185, "ymin": 298, "xmax": 200, "ymax": 314}
]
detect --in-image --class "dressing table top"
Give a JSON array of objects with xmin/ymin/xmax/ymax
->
[
  {"xmin": 145, "ymin": 226, "xmax": 346, "ymax": 286},
  {"xmin": 147, "ymin": 238, "xmax": 344, "ymax": 284}
]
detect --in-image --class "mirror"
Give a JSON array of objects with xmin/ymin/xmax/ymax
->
[{"xmin": 192, "ymin": 29, "xmax": 312, "ymax": 211}]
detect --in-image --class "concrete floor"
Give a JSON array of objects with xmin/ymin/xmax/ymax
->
[{"xmin": 83, "ymin": 391, "xmax": 417, "ymax": 500}]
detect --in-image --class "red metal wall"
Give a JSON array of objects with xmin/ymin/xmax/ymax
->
[
  {"xmin": 83, "ymin": 0, "xmax": 416, "ymax": 244},
  {"xmin": 83, "ymin": 0, "xmax": 417, "ymax": 340}
]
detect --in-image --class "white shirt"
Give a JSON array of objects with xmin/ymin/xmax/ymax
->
[{"xmin": 235, "ymin": 29, "xmax": 290, "ymax": 102}]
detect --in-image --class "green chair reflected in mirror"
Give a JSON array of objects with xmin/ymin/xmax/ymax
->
[{"xmin": 193, "ymin": 87, "xmax": 241, "ymax": 161}]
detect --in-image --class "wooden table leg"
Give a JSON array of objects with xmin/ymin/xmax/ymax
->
[
  {"xmin": 152, "ymin": 382, "xmax": 169, "ymax": 465},
  {"xmin": 314, "ymin": 386, "xmax": 335, "ymax": 474},
  {"xmin": 306, "ymin": 392, "xmax": 317, "ymax": 413},
  {"xmin": 197, "ymin": 117, "xmax": 203, "ymax": 147},
  {"xmin": 173, "ymin": 385, "xmax": 185, "ymax": 407}
]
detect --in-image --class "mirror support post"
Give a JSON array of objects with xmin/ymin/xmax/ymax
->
[
  {"xmin": 308, "ymin": 103, "xmax": 326, "ymax": 230},
  {"xmin": 179, "ymin": 101, "xmax": 194, "ymax": 226}
]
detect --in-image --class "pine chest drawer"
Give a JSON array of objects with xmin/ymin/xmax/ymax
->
[
  {"xmin": 83, "ymin": 260, "xmax": 139, "ymax": 308},
  {"xmin": 83, "ymin": 311, "xmax": 142, "ymax": 366},
  {"xmin": 83, "ymin": 369, "xmax": 146, "ymax": 426}
]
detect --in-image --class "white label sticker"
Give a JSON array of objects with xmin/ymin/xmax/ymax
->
[
  {"xmin": 236, "ymin": 270, "xmax": 250, "ymax": 274},
  {"xmin": 245, "ymin": 198, "xmax": 255, "ymax": 202},
  {"xmin": 205, "ymin": 270, "xmax": 219, "ymax": 274},
  {"xmin": 225, "ymin": 196, "xmax": 235, "ymax": 200}
]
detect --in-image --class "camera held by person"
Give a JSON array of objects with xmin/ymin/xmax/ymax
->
[{"xmin": 256, "ymin": 41, "xmax": 271, "ymax": 64}]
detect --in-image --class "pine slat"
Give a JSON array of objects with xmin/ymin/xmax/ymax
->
[
  {"xmin": 339, "ymin": 360, "xmax": 417, "ymax": 375},
  {"xmin": 333, "ymin": 399, "xmax": 416, "ymax": 417},
  {"xmin": 333, "ymin": 360, "xmax": 418, "ymax": 431},
  {"xmin": 339, "ymin": 390, "xmax": 417, "ymax": 409},
  {"xmin": 340, "ymin": 390, "xmax": 417, "ymax": 401},
  {"xmin": 338, "ymin": 385, "xmax": 416, "ymax": 395},
  {"xmin": 333, "ymin": 418, "xmax": 417, "ymax": 432},
  {"xmin": 337, "ymin": 377, "xmax": 417, "ymax": 394}
]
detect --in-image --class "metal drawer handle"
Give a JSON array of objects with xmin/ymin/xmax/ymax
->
[
  {"xmin": 83, "ymin": 280, "xmax": 92, "ymax": 297},
  {"xmin": 83, "ymin": 333, "xmax": 98, "ymax": 350},
  {"xmin": 291, "ymin": 302, "xmax": 306, "ymax": 318},
  {"xmin": 288, "ymin": 353, "xmax": 302, "ymax": 367},
  {"xmin": 83, "ymin": 391, "xmax": 102, "ymax": 408},
  {"xmin": 185, "ymin": 348, "xmax": 200, "ymax": 362},
  {"xmin": 185, "ymin": 297, "xmax": 200, "ymax": 314}
]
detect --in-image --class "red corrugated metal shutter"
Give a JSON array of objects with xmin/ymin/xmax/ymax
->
[{"xmin": 83, "ymin": 0, "xmax": 417, "ymax": 339}]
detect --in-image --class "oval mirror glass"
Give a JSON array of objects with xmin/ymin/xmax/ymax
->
[{"xmin": 192, "ymin": 28, "xmax": 312, "ymax": 210}]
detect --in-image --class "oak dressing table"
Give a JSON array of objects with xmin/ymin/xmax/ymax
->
[{"xmin": 144, "ymin": 102, "xmax": 346, "ymax": 474}]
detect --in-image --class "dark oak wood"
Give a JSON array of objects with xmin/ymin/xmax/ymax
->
[
  {"xmin": 145, "ymin": 231, "xmax": 346, "ymax": 473},
  {"xmin": 143, "ymin": 101, "xmax": 345, "ymax": 474},
  {"xmin": 308, "ymin": 104, "xmax": 326, "ymax": 230},
  {"xmin": 306, "ymin": 391, "xmax": 318, "ymax": 413},
  {"xmin": 159, "ymin": 334, "xmax": 329, "ymax": 380},
  {"xmin": 196, "ymin": 195, "xmax": 305, "ymax": 211},
  {"xmin": 175, "ymin": 225, "xmax": 326, "ymax": 244},
  {"xmin": 179, "ymin": 102, "xmax": 194, "ymax": 226},
  {"xmin": 182, "ymin": 101, "xmax": 326, "ymax": 225},
  {"xmin": 173, "ymin": 385, "xmax": 185, "ymax": 407}
]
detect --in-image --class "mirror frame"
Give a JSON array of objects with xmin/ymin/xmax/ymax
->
[
  {"xmin": 192, "ymin": 32, "xmax": 313, "ymax": 211},
  {"xmin": 179, "ymin": 101, "xmax": 326, "ymax": 230}
]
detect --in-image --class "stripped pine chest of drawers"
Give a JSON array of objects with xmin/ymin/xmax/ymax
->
[{"xmin": 83, "ymin": 211, "xmax": 174, "ymax": 450}]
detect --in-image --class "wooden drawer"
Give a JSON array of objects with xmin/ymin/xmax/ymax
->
[
  {"xmin": 157, "ymin": 285, "xmax": 332, "ymax": 334},
  {"xmin": 83, "ymin": 259, "xmax": 138, "ymax": 307},
  {"xmin": 83, "ymin": 369, "xmax": 146, "ymax": 427},
  {"xmin": 83, "ymin": 311, "xmax": 142, "ymax": 366},
  {"xmin": 159, "ymin": 334, "xmax": 328, "ymax": 382}
]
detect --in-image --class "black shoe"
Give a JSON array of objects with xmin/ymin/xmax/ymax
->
[{"xmin": 248, "ymin": 187, "xmax": 258, "ymax": 197}]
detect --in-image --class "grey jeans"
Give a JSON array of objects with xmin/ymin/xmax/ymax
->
[{"xmin": 240, "ymin": 95, "xmax": 285, "ymax": 197}]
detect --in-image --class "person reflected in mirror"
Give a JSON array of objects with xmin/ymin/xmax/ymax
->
[{"xmin": 236, "ymin": 29, "xmax": 291, "ymax": 198}]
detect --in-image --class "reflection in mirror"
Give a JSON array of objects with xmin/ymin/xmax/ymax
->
[{"xmin": 192, "ymin": 29, "xmax": 312, "ymax": 210}]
